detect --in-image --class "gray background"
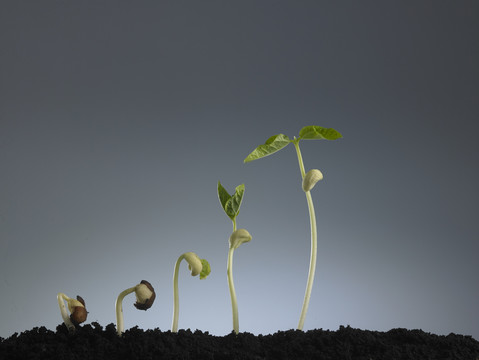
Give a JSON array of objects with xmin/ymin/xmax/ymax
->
[{"xmin": 1, "ymin": 1, "xmax": 478, "ymax": 340}]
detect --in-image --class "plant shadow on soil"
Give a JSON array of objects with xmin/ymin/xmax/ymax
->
[{"xmin": 1, "ymin": 322, "xmax": 478, "ymax": 360}]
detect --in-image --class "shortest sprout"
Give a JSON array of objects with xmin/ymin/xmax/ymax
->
[
  {"xmin": 302, "ymin": 169, "xmax": 323, "ymax": 192},
  {"xmin": 115, "ymin": 280, "xmax": 156, "ymax": 336},
  {"xmin": 57, "ymin": 293, "xmax": 88, "ymax": 333}
]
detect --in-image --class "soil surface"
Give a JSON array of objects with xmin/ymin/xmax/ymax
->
[{"xmin": 1, "ymin": 323, "xmax": 478, "ymax": 359}]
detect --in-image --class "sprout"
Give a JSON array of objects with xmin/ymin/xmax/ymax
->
[
  {"xmin": 57, "ymin": 293, "xmax": 88, "ymax": 333},
  {"xmin": 172, "ymin": 252, "xmax": 211, "ymax": 333},
  {"xmin": 115, "ymin": 280, "xmax": 156, "ymax": 336},
  {"xmin": 218, "ymin": 181, "xmax": 251, "ymax": 334},
  {"xmin": 244, "ymin": 125, "xmax": 341, "ymax": 330}
]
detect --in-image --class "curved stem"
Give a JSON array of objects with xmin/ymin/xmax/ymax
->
[
  {"xmin": 227, "ymin": 246, "xmax": 239, "ymax": 334},
  {"xmin": 57, "ymin": 293, "xmax": 75, "ymax": 333},
  {"xmin": 171, "ymin": 254, "xmax": 186, "ymax": 333},
  {"xmin": 115, "ymin": 287, "xmax": 136, "ymax": 336},
  {"xmin": 293, "ymin": 140, "xmax": 318, "ymax": 331}
]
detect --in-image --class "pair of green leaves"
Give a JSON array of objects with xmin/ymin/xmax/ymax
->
[
  {"xmin": 243, "ymin": 125, "xmax": 342, "ymax": 163},
  {"xmin": 217, "ymin": 182, "xmax": 244, "ymax": 222}
]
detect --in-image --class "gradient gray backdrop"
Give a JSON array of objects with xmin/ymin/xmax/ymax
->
[{"xmin": 1, "ymin": 1, "xmax": 478, "ymax": 340}]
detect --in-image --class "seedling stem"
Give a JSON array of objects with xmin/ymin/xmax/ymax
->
[
  {"xmin": 115, "ymin": 286, "xmax": 136, "ymax": 336},
  {"xmin": 228, "ymin": 217, "xmax": 239, "ymax": 333}
]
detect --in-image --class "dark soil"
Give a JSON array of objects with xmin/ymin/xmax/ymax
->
[{"xmin": 1, "ymin": 323, "xmax": 478, "ymax": 360}]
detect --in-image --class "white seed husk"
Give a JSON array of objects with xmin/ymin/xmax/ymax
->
[
  {"xmin": 302, "ymin": 169, "xmax": 323, "ymax": 192},
  {"xmin": 229, "ymin": 229, "xmax": 252, "ymax": 249},
  {"xmin": 184, "ymin": 252, "xmax": 203, "ymax": 276},
  {"xmin": 135, "ymin": 283, "xmax": 154, "ymax": 303}
]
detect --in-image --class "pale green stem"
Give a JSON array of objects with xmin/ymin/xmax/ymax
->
[
  {"xmin": 293, "ymin": 139, "xmax": 307, "ymax": 178},
  {"xmin": 228, "ymin": 218, "xmax": 239, "ymax": 334},
  {"xmin": 227, "ymin": 247, "xmax": 239, "ymax": 334},
  {"xmin": 293, "ymin": 140, "xmax": 318, "ymax": 331},
  {"xmin": 115, "ymin": 286, "xmax": 136, "ymax": 336},
  {"xmin": 57, "ymin": 293, "xmax": 75, "ymax": 333},
  {"xmin": 171, "ymin": 253, "xmax": 186, "ymax": 333}
]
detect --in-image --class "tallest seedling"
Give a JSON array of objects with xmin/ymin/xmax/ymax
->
[{"xmin": 244, "ymin": 125, "xmax": 342, "ymax": 330}]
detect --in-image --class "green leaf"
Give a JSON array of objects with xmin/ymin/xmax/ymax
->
[
  {"xmin": 199, "ymin": 259, "xmax": 211, "ymax": 280},
  {"xmin": 243, "ymin": 134, "xmax": 291, "ymax": 163},
  {"xmin": 225, "ymin": 184, "xmax": 244, "ymax": 219},
  {"xmin": 217, "ymin": 181, "xmax": 231, "ymax": 213},
  {"xmin": 218, "ymin": 182, "xmax": 245, "ymax": 221},
  {"xmin": 299, "ymin": 126, "xmax": 342, "ymax": 140}
]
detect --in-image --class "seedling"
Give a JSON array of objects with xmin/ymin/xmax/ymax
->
[
  {"xmin": 218, "ymin": 181, "xmax": 252, "ymax": 334},
  {"xmin": 171, "ymin": 252, "xmax": 211, "ymax": 333},
  {"xmin": 115, "ymin": 280, "xmax": 156, "ymax": 336},
  {"xmin": 57, "ymin": 293, "xmax": 88, "ymax": 333},
  {"xmin": 244, "ymin": 125, "xmax": 342, "ymax": 330}
]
